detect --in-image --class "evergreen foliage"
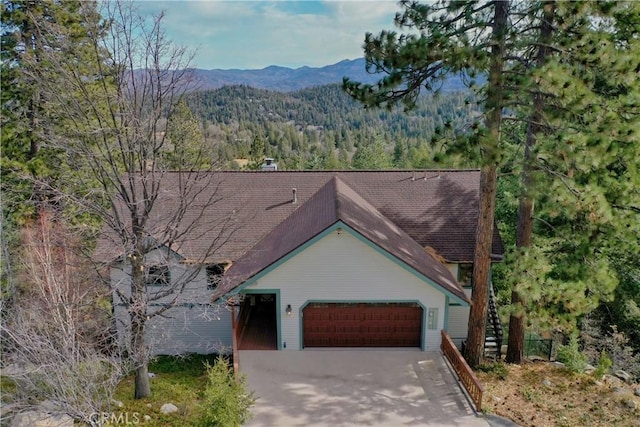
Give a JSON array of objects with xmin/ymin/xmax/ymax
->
[
  {"xmin": 197, "ymin": 357, "xmax": 255, "ymax": 427},
  {"xmin": 557, "ymin": 335, "xmax": 588, "ymax": 374},
  {"xmin": 343, "ymin": 0, "xmax": 511, "ymax": 367},
  {"xmin": 185, "ymin": 84, "xmax": 479, "ymax": 170},
  {"xmin": 343, "ymin": 0, "xmax": 640, "ymax": 365}
]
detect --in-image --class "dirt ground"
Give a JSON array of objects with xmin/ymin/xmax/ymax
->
[{"xmin": 476, "ymin": 361, "xmax": 640, "ymax": 427}]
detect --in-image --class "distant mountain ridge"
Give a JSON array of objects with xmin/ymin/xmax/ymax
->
[{"xmin": 185, "ymin": 58, "xmax": 475, "ymax": 92}]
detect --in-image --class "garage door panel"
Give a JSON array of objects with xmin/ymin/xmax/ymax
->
[{"xmin": 303, "ymin": 303, "xmax": 422, "ymax": 348}]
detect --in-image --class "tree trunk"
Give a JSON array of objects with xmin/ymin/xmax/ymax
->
[
  {"xmin": 134, "ymin": 363, "xmax": 151, "ymax": 400},
  {"xmin": 464, "ymin": 0, "xmax": 508, "ymax": 369},
  {"xmin": 465, "ymin": 164, "xmax": 499, "ymax": 367},
  {"xmin": 506, "ymin": 1, "xmax": 555, "ymax": 364},
  {"xmin": 130, "ymin": 249, "xmax": 151, "ymax": 399}
]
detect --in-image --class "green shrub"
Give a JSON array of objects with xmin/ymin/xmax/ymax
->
[
  {"xmin": 197, "ymin": 357, "xmax": 255, "ymax": 427},
  {"xmin": 557, "ymin": 335, "xmax": 588, "ymax": 373},
  {"xmin": 477, "ymin": 362, "xmax": 508, "ymax": 380},
  {"xmin": 594, "ymin": 351, "xmax": 612, "ymax": 377}
]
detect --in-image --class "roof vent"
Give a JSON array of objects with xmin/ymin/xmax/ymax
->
[{"xmin": 292, "ymin": 188, "xmax": 297, "ymax": 204}]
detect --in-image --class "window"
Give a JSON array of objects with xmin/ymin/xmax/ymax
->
[
  {"xmin": 206, "ymin": 263, "xmax": 226, "ymax": 290},
  {"xmin": 458, "ymin": 264, "xmax": 473, "ymax": 287},
  {"xmin": 146, "ymin": 265, "xmax": 170, "ymax": 286},
  {"xmin": 427, "ymin": 307, "xmax": 439, "ymax": 330}
]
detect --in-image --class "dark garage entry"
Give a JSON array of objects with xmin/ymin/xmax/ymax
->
[{"xmin": 302, "ymin": 302, "xmax": 423, "ymax": 348}]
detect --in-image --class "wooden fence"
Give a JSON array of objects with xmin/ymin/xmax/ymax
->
[{"xmin": 440, "ymin": 330, "xmax": 484, "ymax": 412}]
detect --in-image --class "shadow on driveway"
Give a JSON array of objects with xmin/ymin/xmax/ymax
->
[{"xmin": 240, "ymin": 350, "xmax": 489, "ymax": 426}]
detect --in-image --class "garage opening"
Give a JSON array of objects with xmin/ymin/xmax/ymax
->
[{"xmin": 303, "ymin": 302, "xmax": 422, "ymax": 348}]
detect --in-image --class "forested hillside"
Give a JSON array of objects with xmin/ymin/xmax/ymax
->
[{"xmin": 186, "ymin": 84, "xmax": 480, "ymax": 170}]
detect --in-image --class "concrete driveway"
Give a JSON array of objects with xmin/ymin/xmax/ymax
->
[{"xmin": 239, "ymin": 350, "xmax": 489, "ymax": 427}]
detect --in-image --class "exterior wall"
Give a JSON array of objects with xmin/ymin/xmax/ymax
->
[
  {"xmin": 244, "ymin": 229, "xmax": 448, "ymax": 351},
  {"xmin": 444, "ymin": 262, "xmax": 471, "ymax": 348},
  {"xmin": 446, "ymin": 263, "xmax": 458, "ymax": 279},
  {"xmin": 447, "ymin": 298, "xmax": 471, "ymax": 348},
  {"xmin": 112, "ymin": 247, "xmax": 232, "ymax": 355}
]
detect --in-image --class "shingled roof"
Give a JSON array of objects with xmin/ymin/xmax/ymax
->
[
  {"xmin": 96, "ymin": 170, "xmax": 503, "ymax": 266},
  {"xmin": 95, "ymin": 170, "xmax": 504, "ymax": 290},
  {"xmin": 216, "ymin": 176, "xmax": 470, "ymax": 302}
]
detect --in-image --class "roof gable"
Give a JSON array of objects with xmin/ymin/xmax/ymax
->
[{"xmin": 215, "ymin": 177, "xmax": 469, "ymax": 303}]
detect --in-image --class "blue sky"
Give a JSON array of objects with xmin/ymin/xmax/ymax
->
[{"xmin": 134, "ymin": 1, "xmax": 399, "ymax": 70}]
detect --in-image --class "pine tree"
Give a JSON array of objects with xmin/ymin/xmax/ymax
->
[
  {"xmin": 344, "ymin": 0, "xmax": 510, "ymax": 367},
  {"xmin": 503, "ymin": 1, "xmax": 640, "ymax": 362}
]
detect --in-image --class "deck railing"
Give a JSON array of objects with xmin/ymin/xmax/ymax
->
[{"xmin": 441, "ymin": 330, "xmax": 484, "ymax": 412}]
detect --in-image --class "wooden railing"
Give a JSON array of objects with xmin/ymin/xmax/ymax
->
[{"xmin": 441, "ymin": 330, "xmax": 484, "ymax": 412}]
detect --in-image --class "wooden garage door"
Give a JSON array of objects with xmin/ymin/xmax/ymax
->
[{"xmin": 303, "ymin": 303, "xmax": 422, "ymax": 348}]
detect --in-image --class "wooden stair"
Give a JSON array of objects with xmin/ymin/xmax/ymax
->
[{"xmin": 484, "ymin": 282, "xmax": 503, "ymax": 359}]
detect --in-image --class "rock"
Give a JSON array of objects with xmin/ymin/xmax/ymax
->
[
  {"xmin": 111, "ymin": 399, "xmax": 124, "ymax": 408},
  {"xmin": 553, "ymin": 361, "xmax": 565, "ymax": 368},
  {"xmin": 38, "ymin": 400, "xmax": 58, "ymax": 413},
  {"xmin": 542, "ymin": 378, "xmax": 553, "ymax": 387},
  {"xmin": 634, "ymin": 387, "xmax": 640, "ymax": 397},
  {"xmin": 623, "ymin": 399, "xmax": 637, "ymax": 410},
  {"xmin": 160, "ymin": 403, "xmax": 178, "ymax": 415},
  {"xmin": 604, "ymin": 374, "xmax": 624, "ymax": 386},
  {"xmin": 144, "ymin": 415, "xmax": 152, "ymax": 422},
  {"xmin": 148, "ymin": 372, "xmax": 156, "ymax": 378},
  {"xmin": 613, "ymin": 386, "xmax": 627, "ymax": 395},
  {"xmin": 614, "ymin": 370, "xmax": 632, "ymax": 384},
  {"xmin": 10, "ymin": 411, "xmax": 73, "ymax": 427},
  {"xmin": 146, "ymin": 403, "xmax": 153, "ymax": 408},
  {"xmin": 491, "ymin": 395, "xmax": 502, "ymax": 403},
  {"xmin": 584, "ymin": 364, "xmax": 595, "ymax": 374},
  {"xmin": 0, "ymin": 403, "xmax": 19, "ymax": 420}
]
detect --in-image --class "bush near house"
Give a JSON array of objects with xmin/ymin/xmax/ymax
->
[{"xmin": 112, "ymin": 354, "xmax": 254, "ymax": 427}]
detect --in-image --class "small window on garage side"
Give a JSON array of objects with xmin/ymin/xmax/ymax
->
[
  {"xmin": 458, "ymin": 264, "xmax": 473, "ymax": 288},
  {"xmin": 427, "ymin": 307, "xmax": 438, "ymax": 330},
  {"xmin": 206, "ymin": 263, "xmax": 226, "ymax": 291},
  {"xmin": 146, "ymin": 265, "xmax": 170, "ymax": 287}
]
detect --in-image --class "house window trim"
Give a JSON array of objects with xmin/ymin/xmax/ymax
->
[
  {"xmin": 206, "ymin": 263, "xmax": 227, "ymax": 291},
  {"xmin": 146, "ymin": 265, "xmax": 170, "ymax": 287},
  {"xmin": 458, "ymin": 263, "xmax": 473, "ymax": 289}
]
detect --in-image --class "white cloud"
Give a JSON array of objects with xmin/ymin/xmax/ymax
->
[{"xmin": 133, "ymin": 0, "xmax": 400, "ymax": 69}]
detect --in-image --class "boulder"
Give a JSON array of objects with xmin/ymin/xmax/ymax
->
[
  {"xmin": 11, "ymin": 411, "xmax": 73, "ymax": 427},
  {"xmin": 623, "ymin": 398, "xmax": 637, "ymax": 410},
  {"xmin": 614, "ymin": 370, "xmax": 632, "ymax": 384},
  {"xmin": 542, "ymin": 378, "xmax": 553, "ymax": 388},
  {"xmin": 634, "ymin": 387, "xmax": 640, "ymax": 397},
  {"xmin": 160, "ymin": 403, "xmax": 178, "ymax": 415},
  {"xmin": 613, "ymin": 386, "xmax": 627, "ymax": 395}
]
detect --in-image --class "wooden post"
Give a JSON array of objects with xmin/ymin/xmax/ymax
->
[{"xmin": 231, "ymin": 303, "xmax": 239, "ymax": 376}]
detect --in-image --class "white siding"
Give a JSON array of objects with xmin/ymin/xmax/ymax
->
[
  {"xmin": 446, "ymin": 263, "xmax": 459, "ymax": 279},
  {"xmin": 447, "ymin": 286, "xmax": 472, "ymax": 349},
  {"xmin": 114, "ymin": 304, "xmax": 232, "ymax": 355},
  {"xmin": 246, "ymin": 230, "xmax": 447, "ymax": 351},
  {"xmin": 112, "ymin": 247, "xmax": 232, "ymax": 355}
]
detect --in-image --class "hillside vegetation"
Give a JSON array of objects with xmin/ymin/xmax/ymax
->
[
  {"xmin": 478, "ymin": 362, "xmax": 640, "ymax": 427},
  {"xmin": 186, "ymin": 84, "xmax": 481, "ymax": 170}
]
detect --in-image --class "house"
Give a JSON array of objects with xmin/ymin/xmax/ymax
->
[{"xmin": 105, "ymin": 170, "xmax": 503, "ymax": 355}]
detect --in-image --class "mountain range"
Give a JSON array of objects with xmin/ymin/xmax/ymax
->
[{"xmin": 186, "ymin": 58, "xmax": 477, "ymax": 92}]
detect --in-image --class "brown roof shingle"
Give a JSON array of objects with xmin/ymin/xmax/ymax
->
[
  {"xmin": 217, "ymin": 177, "xmax": 470, "ymax": 302},
  {"xmin": 96, "ymin": 170, "xmax": 503, "ymax": 281}
]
